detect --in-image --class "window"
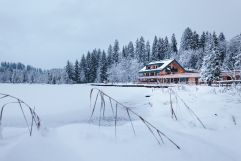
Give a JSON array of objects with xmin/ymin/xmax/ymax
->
[{"xmin": 171, "ymin": 68, "xmax": 178, "ymax": 73}]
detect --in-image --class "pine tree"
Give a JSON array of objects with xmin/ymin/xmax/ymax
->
[
  {"xmin": 224, "ymin": 34, "xmax": 241, "ymax": 71},
  {"xmin": 201, "ymin": 53, "xmax": 213, "ymax": 85},
  {"xmin": 85, "ymin": 52, "xmax": 91, "ymax": 82},
  {"xmin": 171, "ymin": 34, "xmax": 178, "ymax": 55},
  {"xmin": 99, "ymin": 51, "xmax": 108, "ymax": 82},
  {"xmin": 121, "ymin": 46, "xmax": 125, "ymax": 58},
  {"xmin": 234, "ymin": 52, "xmax": 241, "ymax": 72},
  {"xmin": 135, "ymin": 38, "xmax": 139, "ymax": 60},
  {"xmin": 145, "ymin": 41, "xmax": 151, "ymax": 64},
  {"xmin": 23, "ymin": 71, "xmax": 27, "ymax": 83},
  {"xmin": 107, "ymin": 45, "xmax": 113, "ymax": 65},
  {"xmin": 235, "ymin": 35, "xmax": 241, "ymax": 67},
  {"xmin": 97, "ymin": 49, "xmax": 102, "ymax": 62},
  {"xmin": 191, "ymin": 31, "xmax": 199, "ymax": 50},
  {"xmin": 113, "ymin": 40, "xmax": 120, "ymax": 64},
  {"xmin": 180, "ymin": 27, "xmax": 193, "ymax": 51},
  {"xmin": 127, "ymin": 41, "xmax": 135, "ymax": 59},
  {"xmin": 201, "ymin": 45, "xmax": 222, "ymax": 85},
  {"xmin": 74, "ymin": 60, "xmax": 80, "ymax": 83},
  {"xmin": 151, "ymin": 36, "xmax": 158, "ymax": 61},
  {"xmin": 219, "ymin": 32, "xmax": 225, "ymax": 42},
  {"xmin": 52, "ymin": 76, "xmax": 56, "ymax": 84},
  {"xmin": 65, "ymin": 60, "xmax": 74, "ymax": 83},
  {"xmin": 79, "ymin": 55, "xmax": 87, "ymax": 83},
  {"xmin": 200, "ymin": 32, "xmax": 206, "ymax": 51},
  {"xmin": 218, "ymin": 32, "xmax": 227, "ymax": 63},
  {"xmin": 195, "ymin": 50, "xmax": 205, "ymax": 70},
  {"xmin": 212, "ymin": 32, "xmax": 219, "ymax": 48},
  {"xmin": 189, "ymin": 53, "xmax": 198, "ymax": 69},
  {"xmin": 47, "ymin": 72, "xmax": 53, "ymax": 84},
  {"xmin": 135, "ymin": 36, "xmax": 145, "ymax": 63},
  {"xmin": 157, "ymin": 38, "xmax": 165, "ymax": 60},
  {"xmin": 89, "ymin": 50, "xmax": 98, "ymax": 82},
  {"xmin": 164, "ymin": 36, "xmax": 170, "ymax": 59}
]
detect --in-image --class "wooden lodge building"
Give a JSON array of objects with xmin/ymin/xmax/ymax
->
[{"xmin": 138, "ymin": 59, "xmax": 240, "ymax": 84}]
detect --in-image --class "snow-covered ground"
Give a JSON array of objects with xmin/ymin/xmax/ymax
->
[{"xmin": 0, "ymin": 84, "xmax": 241, "ymax": 161}]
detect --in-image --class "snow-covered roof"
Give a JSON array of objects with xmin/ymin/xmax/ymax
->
[
  {"xmin": 148, "ymin": 59, "xmax": 174, "ymax": 65},
  {"xmin": 220, "ymin": 70, "xmax": 241, "ymax": 76},
  {"xmin": 184, "ymin": 68, "xmax": 199, "ymax": 73},
  {"xmin": 139, "ymin": 59, "xmax": 175, "ymax": 73}
]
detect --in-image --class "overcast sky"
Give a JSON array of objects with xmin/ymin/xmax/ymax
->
[{"xmin": 0, "ymin": 0, "xmax": 241, "ymax": 69}]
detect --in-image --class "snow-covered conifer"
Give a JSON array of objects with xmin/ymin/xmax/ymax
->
[
  {"xmin": 74, "ymin": 60, "xmax": 80, "ymax": 83},
  {"xmin": 151, "ymin": 36, "xmax": 159, "ymax": 61},
  {"xmin": 170, "ymin": 34, "xmax": 178, "ymax": 56},
  {"xmin": 113, "ymin": 40, "xmax": 120, "ymax": 64},
  {"xmin": 180, "ymin": 27, "xmax": 193, "ymax": 51},
  {"xmin": 145, "ymin": 41, "xmax": 151, "ymax": 64},
  {"xmin": 65, "ymin": 60, "xmax": 74, "ymax": 83}
]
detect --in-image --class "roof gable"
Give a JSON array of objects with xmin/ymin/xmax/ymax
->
[{"xmin": 139, "ymin": 59, "xmax": 185, "ymax": 73}]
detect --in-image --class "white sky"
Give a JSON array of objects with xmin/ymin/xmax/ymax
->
[{"xmin": 0, "ymin": 0, "xmax": 241, "ymax": 68}]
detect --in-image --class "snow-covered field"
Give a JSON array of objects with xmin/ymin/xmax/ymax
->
[{"xmin": 0, "ymin": 84, "xmax": 241, "ymax": 161}]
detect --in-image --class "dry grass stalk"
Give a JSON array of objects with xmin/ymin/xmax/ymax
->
[
  {"xmin": 232, "ymin": 115, "xmax": 237, "ymax": 125},
  {"xmin": 0, "ymin": 93, "xmax": 41, "ymax": 136},
  {"xmin": 89, "ymin": 88, "xmax": 180, "ymax": 149},
  {"xmin": 169, "ymin": 89, "xmax": 178, "ymax": 120},
  {"xmin": 169, "ymin": 89, "xmax": 206, "ymax": 129}
]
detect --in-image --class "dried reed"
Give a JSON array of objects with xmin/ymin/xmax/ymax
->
[
  {"xmin": 0, "ymin": 93, "xmax": 41, "ymax": 136},
  {"xmin": 89, "ymin": 88, "xmax": 180, "ymax": 149}
]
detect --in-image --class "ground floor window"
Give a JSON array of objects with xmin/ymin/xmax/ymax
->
[{"xmin": 179, "ymin": 78, "xmax": 188, "ymax": 83}]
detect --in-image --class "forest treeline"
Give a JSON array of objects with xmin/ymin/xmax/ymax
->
[{"xmin": 1, "ymin": 27, "xmax": 241, "ymax": 84}]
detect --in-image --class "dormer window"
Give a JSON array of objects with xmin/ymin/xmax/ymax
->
[{"xmin": 151, "ymin": 65, "xmax": 157, "ymax": 69}]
